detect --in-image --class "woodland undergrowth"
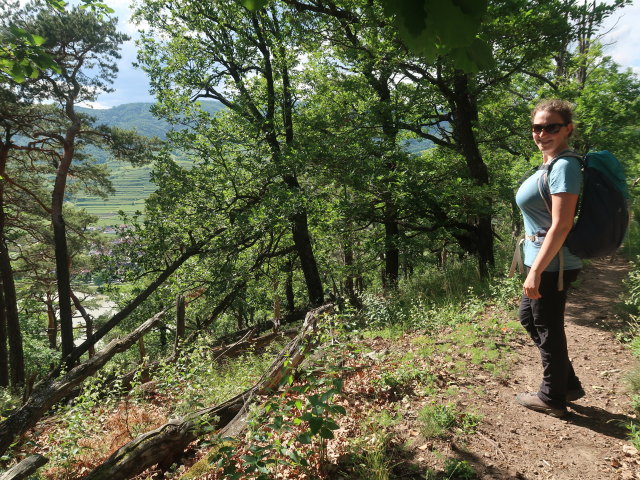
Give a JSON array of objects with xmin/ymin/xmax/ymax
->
[
  {"xmin": 4, "ymin": 257, "xmax": 529, "ymax": 480},
  {"xmin": 9, "ymin": 245, "xmax": 640, "ymax": 479}
]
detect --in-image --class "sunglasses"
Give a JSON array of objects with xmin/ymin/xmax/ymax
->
[{"xmin": 532, "ymin": 123, "xmax": 568, "ymax": 134}]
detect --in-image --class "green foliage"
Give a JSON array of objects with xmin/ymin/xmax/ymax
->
[
  {"xmin": 629, "ymin": 422, "xmax": 640, "ymax": 451},
  {"xmin": 153, "ymin": 337, "xmax": 282, "ymax": 415},
  {"xmin": 0, "ymin": 22, "xmax": 60, "ymax": 82},
  {"xmin": 418, "ymin": 403, "xmax": 481, "ymax": 439},
  {"xmin": 0, "ymin": 388, "xmax": 20, "ymax": 420},
  {"xmin": 418, "ymin": 403, "xmax": 458, "ymax": 438},
  {"xmin": 350, "ymin": 445, "xmax": 392, "ymax": 480},
  {"xmin": 3, "ymin": 1, "xmax": 640, "ymax": 473},
  {"xmin": 350, "ymin": 407, "xmax": 404, "ymax": 478},
  {"xmin": 375, "ymin": 358, "xmax": 435, "ymax": 392},
  {"xmin": 443, "ymin": 458, "xmax": 477, "ymax": 479},
  {"xmin": 0, "ymin": 0, "xmax": 116, "ymax": 82},
  {"xmin": 206, "ymin": 345, "xmax": 349, "ymax": 478},
  {"xmin": 622, "ymin": 256, "xmax": 640, "ymax": 330},
  {"xmin": 381, "ymin": 0, "xmax": 493, "ymax": 72},
  {"xmin": 241, "ymin": 0, "xmax": 270, "ymax": 9}
]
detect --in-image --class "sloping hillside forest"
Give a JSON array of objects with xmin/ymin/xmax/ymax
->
[{"xmin": 2, "ymin": 0, "xmax": 640, "ymax": 478}]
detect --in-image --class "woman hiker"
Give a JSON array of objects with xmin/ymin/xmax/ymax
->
[{"xmin": 514, "ymin": 98, "xmax": 586, "ymax": 418}]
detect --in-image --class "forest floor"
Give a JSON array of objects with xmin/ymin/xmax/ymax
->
[
  {"xmin": 183, "ymin": 257, "xmax": 640, "ymax": 480},
  {"xmin": 33, "ymin": 256, "xmax": 635, "ymax": 479},
  {"xmin": 450, "ymin": 257, "xmax": 640, "ymax": 480}
]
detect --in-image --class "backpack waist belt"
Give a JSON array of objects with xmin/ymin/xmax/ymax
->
[
  {"xmin": 525, "ymin": 233, "xmax": 543, "ymax": 243},
  {"xmin": 508, "ymin": 235, "xmax": 565, "ymax": 291}
]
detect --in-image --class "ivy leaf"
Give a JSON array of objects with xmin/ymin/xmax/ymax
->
[
  {"xmin": 319, "ymin": 427, "xmax": 335, "ymax": 439},
  {"xmin": 46, "ymin": 0, "xmax": 67, "ymax": 12}
]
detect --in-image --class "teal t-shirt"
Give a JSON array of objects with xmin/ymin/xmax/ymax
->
[{"xmin": 515, "ymin": 155, "xmax": 583, "ymax": 271}]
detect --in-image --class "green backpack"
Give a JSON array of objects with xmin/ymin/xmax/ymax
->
[{"xmin": 540, "ymin": 150, "xmax": 629, "ymax": 258}]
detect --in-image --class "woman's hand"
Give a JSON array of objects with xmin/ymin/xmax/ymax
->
[
  {"xmin": 524, "ymin": 191, "xmax": 578, "ymax": 299},
  {"xmin": 524, "ymin": 269, "xmax": 542, "ymax": 299}
]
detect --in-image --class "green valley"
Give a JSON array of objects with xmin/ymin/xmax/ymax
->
[{"xmin": 72, "ymin": 101, "xmax": 223, "ymax": 225}]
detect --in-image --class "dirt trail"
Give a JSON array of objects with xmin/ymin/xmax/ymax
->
[{"xmin": 466, "ymin": 258, "xmax": 639, "ymax": 479}]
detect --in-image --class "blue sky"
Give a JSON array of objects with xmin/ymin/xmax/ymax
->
[{"xmin": 88, "ymin": 0, "xmax": 640, "ymax": 109}]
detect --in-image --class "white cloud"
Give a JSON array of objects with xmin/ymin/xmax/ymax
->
[
  {"xmin": 77, "ymin": 100, "xmax": 111, "ymax": 109},
  {"xmin": 599, "ymin": 2, "xmax": 640, "ymax": 70}
]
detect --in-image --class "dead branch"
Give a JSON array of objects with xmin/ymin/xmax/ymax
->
[
  {"xmin": 0, "ymin": 310, "xmax": 167, "ymax": 457},
  {"xmin": 0, "ymin": 454, "xmax": 48, "ymax": 480},
  {"xmin": 85, "ymin": 305, "xmax": 333, "ymax": 480}
]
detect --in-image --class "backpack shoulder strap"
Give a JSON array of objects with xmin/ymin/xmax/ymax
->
[
  {"xmin": 538, "ymin": 150, "xmax": 584, "ymax": 213},
  {"xmin": 546, "ymin": 149, "xmax": 584, "ymax": 172}
]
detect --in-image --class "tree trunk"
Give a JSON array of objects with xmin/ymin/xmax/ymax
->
[
  {"xmin": 343, "ymin": 241, "xmax": 361, "ymax": 309},
  {"xmin": 384, "ymin": 201, "xmax": 400, "ymax": 288},
  {"xmin": 52, "ymin": 213, "xmax": 74, "ymax": 361},
  {"xmin": 451, "ymin": 72, "xmax": 494, "ymax": 277},
  {"xmin": 272, "ymin": 279, "xmax": 281, "ymax": 333},
  {"xmin": 0, "ymin": 310, "xmax": 167, "ymax": 457},
  {"xmin": 0, "ymin": 285, "xmax": 8, "ymax": 388},
  {"xmin": 138, "ymin": 337, "xmax": 146, "ymax": 363},
  {"xmin": 289, "ymin": 205, "xmax": 324, "ymax": 306},
  {"xmin": 51, "ymin": 130, "xmax": 76, "ymax": 363},
  {"xmin": 85, "ymin": 305, "xmax": 333, "ymax": 480},
  {"xmin": 70, "ymin": 290, "xmax": 95, "ymax": 358},
  {"xmin": 174, "ymin": 294, "xmax": 185, "ymax": 354},
  {"xmin": 285, "ymin": 258, "xmax": 295, "ymax": 314},
  {"xmin": 0, "ymin": 228, "xmax": 24, "ymax": 389},
  {"xmin": 261, "ymin": 14, "xmax": 323, "ymax": 308},
  {"xmin": 46, "ymin": 299, "xmax": 57, "ymax": 350},
  {"xmin": 0, "ymin": 146, "xmax": 24, "ymax": 388}
]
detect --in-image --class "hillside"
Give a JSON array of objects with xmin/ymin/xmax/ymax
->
[
  {"xmin": 77, "ymin": 101, "xmax": 224, "ymax": 139},
  {"xmin": 72, "ymin": 101, "xmax": 223, "ymax": 224},
  {"xmin": 16, "ymin": 258, "xmax": 639, "ymax": 479},
  {"xmin": 72, "ymin": 101, "xmax": 432, "ymax": 226}
]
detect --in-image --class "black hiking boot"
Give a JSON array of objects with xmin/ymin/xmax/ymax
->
[{"xmin": 566, "ymin": 387, "xmax": 586, "ymax": 402}]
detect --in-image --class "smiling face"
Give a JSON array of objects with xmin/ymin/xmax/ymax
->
[{"xmin": 532, "ymin": 109, "xmax": 573, "ymax": 162}]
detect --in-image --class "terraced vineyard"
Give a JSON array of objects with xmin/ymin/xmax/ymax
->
[
  {"xmin": 72, "ymin": 102, "xmax": 222, "ymax": 225},
  {"xmin": 71, "ymin": 101, "xmax": 429, "ymax": 226},
  {"xmin": 72, "ymin": 162, "xmax": 156, "ymax": 225}
]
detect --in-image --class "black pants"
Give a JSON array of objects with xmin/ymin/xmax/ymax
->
[{"xmin": 519, "ymin": 268, "xmax": 581, "ymax": 408}]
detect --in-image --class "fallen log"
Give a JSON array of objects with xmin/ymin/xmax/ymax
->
[
  {"xmin": 85, "ymin": 304, "xmax": 333, "ymax": 480},
  {"xmin": 0, "ymin": 310, "xmax": 167, "ymax": 457},
  {"xmin": 0, "ymin": 454, "xmax": 48, "ymax": 480}
]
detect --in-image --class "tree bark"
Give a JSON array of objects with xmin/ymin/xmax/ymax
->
[
  {"xmin": 342, "ymin": 241, "xmax": 362, "ymax": 309},
  {"xmin": 0, "ymin": 454, "xmax": 48, "ymax": 480},
  {"xmin": 285, "ymin": 257, "xmax": 295, "ymax": 314},
  {"xmin": 384, "ymin": 201, "xmax": 400, "ymax": 289},
  {"xmin": 0, "ymin": 213, "xmax": 24, "ymax": 390},
  {"xmin": 0, "ymin": 285, "xmax": 8, "ymax": 388},
  {"xmin": 0, "ymin": 310, "xmax": 167, "ymax": 457},
  {"xmin": 70, "ymin": 290, "xmax": 95, "ymax": 358},
  {"xmin": 46, "ymin": 299, "xmax": 57, "ymax": 350},
  {"xmin": 173, "ymin": 294, "xmax": 185, "ymax": 354},
  {"xmin": 259, "ymin": 11, "xmax": 324, "ymax": 308},
  {"xmin": 51, "ymin": 132, "xmax": 77, "ymax": 363},
  {"xmin": 0, "ymin": 144, "xmax": 24, "ymax": 389},
  {"xmin": 289, "ymin": 206, "xmax": 324, "ymax": 306},
  {"xmin": 85, "ymin": 305, "xmax": 333, "ymax": 480},
  {"xmin": 451, "ymin": 72, "xmax": 494, "ymax": 277}
]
